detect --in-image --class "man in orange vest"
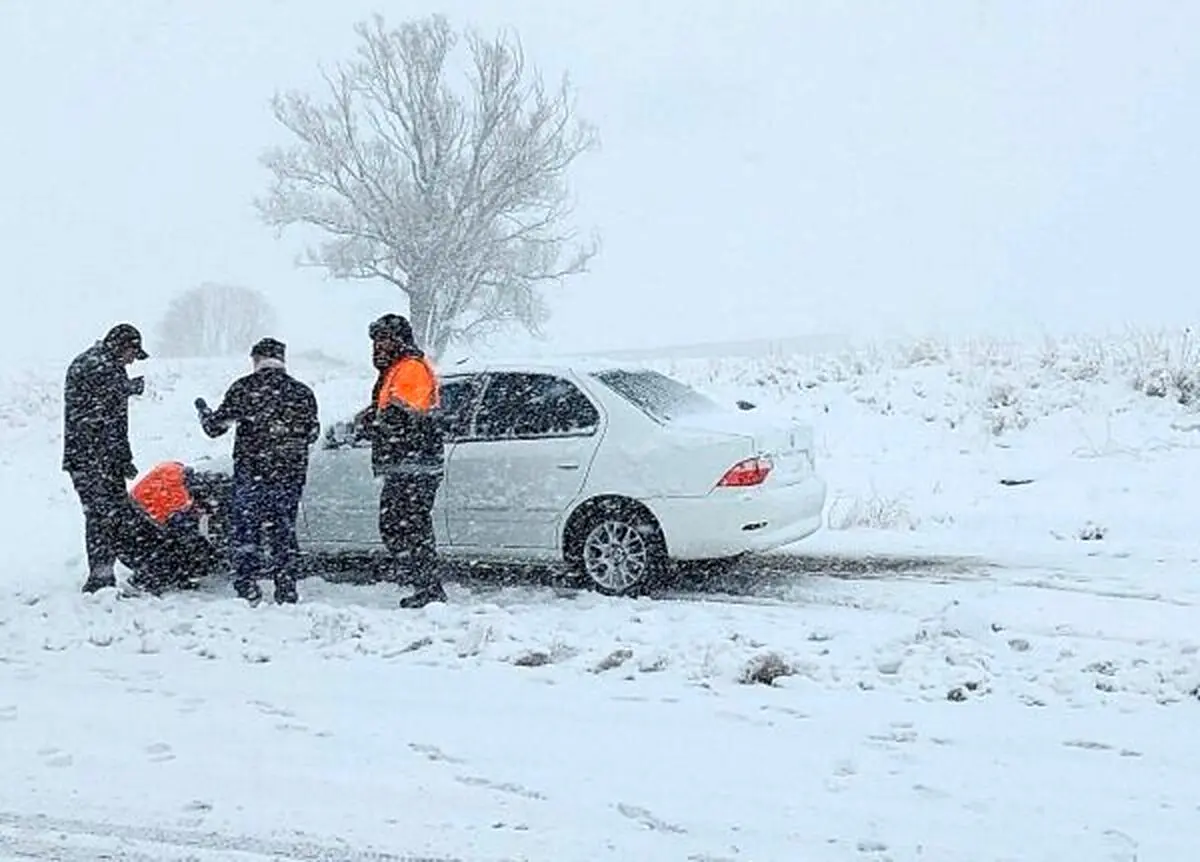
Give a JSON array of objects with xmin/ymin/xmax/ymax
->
[
  {"xmin": 127, "ymin": 461, "xmax": 222, "ymax": 594},
  {"xmin": 361, "ymin": 314, "xmax": 447, "ymax": 608}
]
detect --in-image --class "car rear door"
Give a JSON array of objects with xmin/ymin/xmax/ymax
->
[{"xmin": 444, "ymin": 371, "xmax": 604, "ymax": 551}]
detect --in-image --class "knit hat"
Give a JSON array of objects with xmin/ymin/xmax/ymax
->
[{"xmin": 250, "ymin": 337, "xmax": 286, "ymax": 362}]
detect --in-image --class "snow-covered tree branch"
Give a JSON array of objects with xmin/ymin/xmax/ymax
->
[{"xmin": 256, "ymin": 14, "xmax": 599, "ymax": 357}]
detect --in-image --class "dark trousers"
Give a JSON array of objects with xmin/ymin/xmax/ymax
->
[
  {"xmin": 231, "ymin": 471, "xmax": 304, "ymax": 592},
  {"xmin": 69, "ymin": 470, "xmax": 140, "ymax": 574},
  {"xmin": 379, "ymin": 472, "xmax": 442, "ymax": 589},
  {"xmin": 141, "ymin": 510, "xmax": 219, "ymax": 586}
]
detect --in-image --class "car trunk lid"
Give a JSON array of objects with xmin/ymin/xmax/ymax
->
[{"xmin": 670, "ymin": 407, "xmax": 815, "ymax": 487}]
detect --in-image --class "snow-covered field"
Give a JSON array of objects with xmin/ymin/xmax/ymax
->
[{"xmin": 2, "ymin": 331, "xmax": 1198, "ymax": 861}]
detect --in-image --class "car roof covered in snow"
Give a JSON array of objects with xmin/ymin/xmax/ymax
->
[{"xmin": 440, "ymin": 355, "xmax": 658, "ymax": 378}]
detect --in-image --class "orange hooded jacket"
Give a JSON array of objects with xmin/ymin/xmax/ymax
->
[
  {"xmin": 375, "ymin": 355, "xmax": 439, "ymax": 413},
  {"xmin": 130, "ymin": 461, "xmax": 194, "ymax": 524}
]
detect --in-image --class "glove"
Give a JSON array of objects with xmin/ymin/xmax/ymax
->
[
  {"xmin": 122, "ymin": 462, "xmax": 139, "ymax": 480},
  {"xmin": 194, "ymin": 397, "xmax": 209, "ymax": 415},
  {"xmin": 128, "ymin": 376, "xmax": 145, "ymax": 396}
]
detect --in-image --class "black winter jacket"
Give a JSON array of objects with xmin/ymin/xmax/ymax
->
[
  {"xmin": 62, "ymin": 342, "xmax": 137, "ymax": 476},
  {"xmin": 202, "ymin": 366, "xmax": 320, "ymax": 483}
]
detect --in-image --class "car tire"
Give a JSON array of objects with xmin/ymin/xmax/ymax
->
[{"xmin": 566, "ymin": 501, "xmax": 667, "ymax": 597}]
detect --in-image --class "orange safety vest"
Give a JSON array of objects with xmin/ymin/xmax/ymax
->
[
  {"xmin": 130, "ymin": 461, "xmax": 194, "ymax": 524},
  {"xmin": 376, "ymin": 356, "xmax": 439, "ymax": 413}
]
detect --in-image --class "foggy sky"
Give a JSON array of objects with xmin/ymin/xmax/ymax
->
[{"xmin": 3, "ymin": 1, "xmax": 1199, "ymax": 365}]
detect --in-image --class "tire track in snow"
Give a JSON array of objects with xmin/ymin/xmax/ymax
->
[{"xmin": 0, "ymin": 810, "xmax": 472, "ymax": 862}]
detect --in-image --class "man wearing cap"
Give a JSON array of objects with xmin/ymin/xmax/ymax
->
[
  {"xmin": 62, "ymin": 322, "xmax": 151, "ymax": 593},
  {"xmin": 359, "ymin": 314, "xmax": 448, "ymax": 609},
  {"xmin": 195, "ymin": 338, "xmax": 320, "ymax": 605}
]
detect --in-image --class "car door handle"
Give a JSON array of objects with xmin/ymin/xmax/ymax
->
[{"xmin": 556, "ymin": 462, "xmax": 581, "ymax": 471}]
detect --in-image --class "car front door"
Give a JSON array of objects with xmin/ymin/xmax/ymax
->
[
  {"xmin": 297, "ymin": 420, "xmax": 380, "ymax": 551},
  {"xmin": 444, "ymin": 372, "xmax": 604, "ymax": 551},
  {"xmin": 298, "ymin": 374, "xmax": 485, "ymax": 552}
]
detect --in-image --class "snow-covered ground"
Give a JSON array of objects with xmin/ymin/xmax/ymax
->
[{"xmin": 2, "ymin": 331, "xmax": 1198, "ymax": 861}]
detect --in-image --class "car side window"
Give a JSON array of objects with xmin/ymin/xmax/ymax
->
[
  {"xmin": 436, "ymin": 375, "xmax": 484, "ymax": 441},
  {"xmin": 473, "ymin": 373, "xmax": 600, "ymax": 440}
]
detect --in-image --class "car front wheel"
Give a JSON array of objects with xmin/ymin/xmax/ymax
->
[{"xmin": 570, "ymin": 505, "xmax": 667, "ymax": 596}]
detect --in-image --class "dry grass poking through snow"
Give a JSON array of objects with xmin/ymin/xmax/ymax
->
[
  {"xmin": 739, "ymin": 651, "xmax": 798, "ymax": 686},
  {"xmin": 651, "ymin": 326, "xmax": 1200, "ymax": 536},
  {"xmin": 650, "ymin": 327, "xmax": 1200, "ymax": 452},
  {"xmin": 655, "ymin": 327, "xmax": 1200, "ymax": 432},
  {"xmin": 825, "ymin": 493, "xmax": 916, "ymax": 531}
]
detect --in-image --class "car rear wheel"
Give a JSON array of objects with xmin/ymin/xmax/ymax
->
[{"xmin": 568, "ymin": 503, "xmax": 667, "ymax": 596}]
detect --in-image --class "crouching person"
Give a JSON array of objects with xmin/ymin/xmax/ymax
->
[{"xmin": 126, "ymin": 460, "xmax": 223, "ymax": 594}]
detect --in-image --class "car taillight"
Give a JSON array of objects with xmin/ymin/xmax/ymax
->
[{"xmin": 717, "ymin": 456, "xmax": 772, "ymax": 488}]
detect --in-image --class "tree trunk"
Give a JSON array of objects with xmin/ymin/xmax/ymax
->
[
  {"xmin": 407, "ymin": 287, "xmax": 438, "ymax": 357},
  {"xmin": 431, "ymin": 328, "xmax": 453, "ymax": 360}
]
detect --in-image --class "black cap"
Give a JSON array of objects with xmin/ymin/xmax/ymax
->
[
  {"xmin": 104, "ymin": 323, "xmax": 149, "ymax": 360},
  {"xmin": 368, "ymin": 313, "xmax": 413, "ymax": 345},
  {"xmin": 250, "ymin": 337, "xmax": 286, "ymax": 362}
]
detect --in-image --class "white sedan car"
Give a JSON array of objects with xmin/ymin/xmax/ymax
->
[{"xmin": 289, "ymin": 359, "xmax": 827, "ymax": 595}]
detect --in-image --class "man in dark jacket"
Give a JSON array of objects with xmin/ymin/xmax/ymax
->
[
  {"xmin": 195, "ymin": 338, "xmax": 319, "ymax": 605},
  {"xmin": 62, "ymin": 323, "xmax": 150, "ymax": 593},
  {"xmin": 359, "ymin": 314, "xmax": 447, "ymax": 609}
]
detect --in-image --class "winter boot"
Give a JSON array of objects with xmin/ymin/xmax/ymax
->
[
  {"xmin": 274, "ymin": 578, "xmax": 298, "ymax": 605},
  {"xmin": 126, "ymin": 571, "xmax": 167, "ymax": 597},
  {"xmin": 82, "ymin": 561, "xmax": 117, "ymax": 594},
  {"xmin": 234, "ymin": 579, "xmax": 263, "ymax": 607},
  {"xmin": 399, "ymin": 582, "xmax": 447, "ymax": 609}
]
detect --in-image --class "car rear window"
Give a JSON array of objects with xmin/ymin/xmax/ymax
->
[{"xmin": 593, "ymin": 369, "xmax": 720, "ymax": 422}]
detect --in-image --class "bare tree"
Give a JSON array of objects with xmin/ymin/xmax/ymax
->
[
  {"xmin": 256, "ymin": 14, "xmax": 598, "ymax": 357},
  {"xmin": 154, "ymin": 283, "xmax": 279, "ymax": 358}
]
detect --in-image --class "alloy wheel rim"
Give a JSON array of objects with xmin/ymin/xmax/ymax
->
[{"xmin": 582, "ymin": 520, "xmax": 649, "ymax": 592}]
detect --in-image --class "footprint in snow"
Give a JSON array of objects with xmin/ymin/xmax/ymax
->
[
  {"xmin": 274, "ymin": 722, "xmax": 311, "ymax": 733},
  {"xmin": 455, "ymin": 775, "xmax": 546, "ymax": 800},
  {"xmin": 145, "ymin": 742, "xmax": 176, "ymax": 763},
  {"xmin": 867, "ymin": 728, "xmax": 919, "ymax": 745},
  {"xmin": 249, "ymin": 700, "xmax": 294, "ymax": 718},
  {"xmin": 37, "ymin": 747, "xmax": 73, "ymax": 768},
  {"xmin": 833, "ymin": 760, "xmax": 857, "ymax": 777},
  {"xmin": 177, "ymin": 697, "xmax": 206, "ymax": 715},
  {"xmin": 912, "ymin": 783, "xmax": 951, "ymax": 801},
  {"xmin": 408, "ymin": 743, "xmax": 466, "ymax": 764},
  {"xmin": 1063, "ymin": 739, "xmax": 1114, "ymax": 752},
  {"xmin": 857, "ymin": 839, "xmax": 889, "ymax": 854},
  {"xmin": 616, "ymin": 803, "xmax": 686, "ymax": 834},
  {"xmin": 825, "ymin": 760, "xmax": 857, "ymax": 793},
  {"xmin": 1101, "ymin": 829, "xmax": 1140, "ymax": 862}
]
